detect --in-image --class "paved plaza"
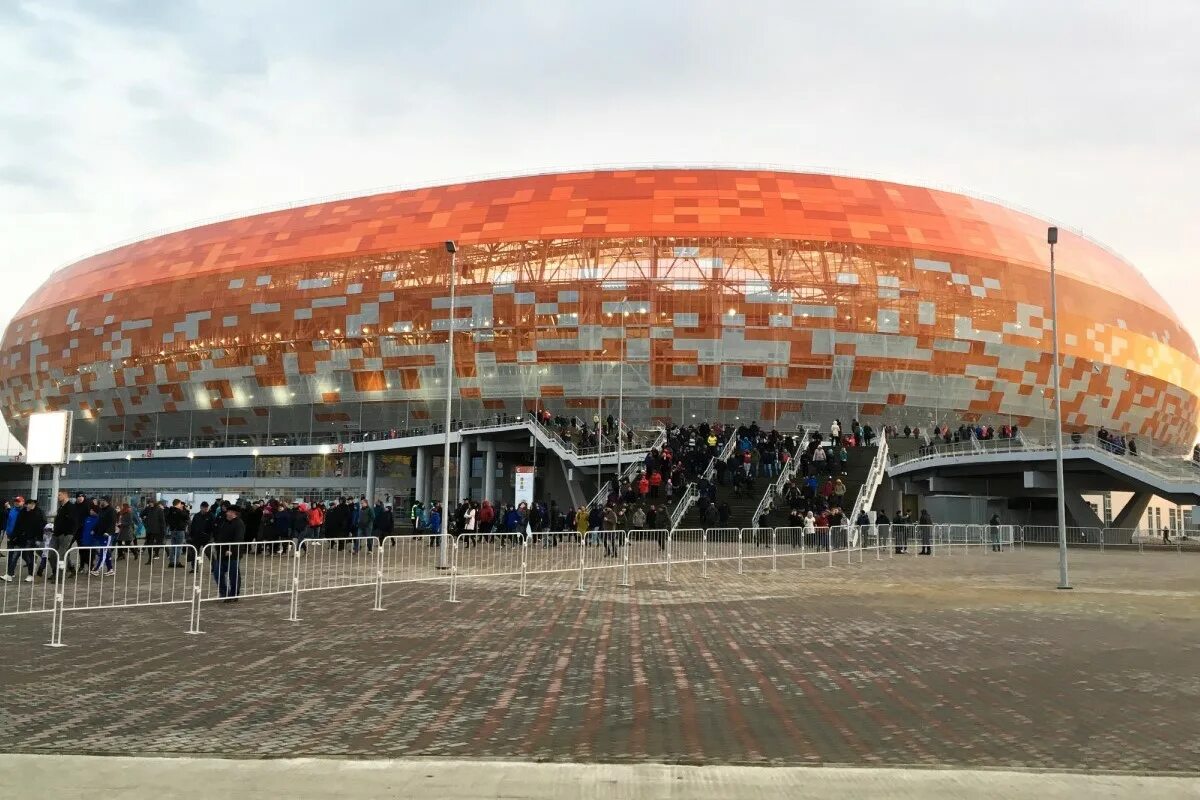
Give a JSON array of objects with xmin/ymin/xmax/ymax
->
[{"xmin": 1, "ymin": 549, "xmax": 1198, "ymax": 780}]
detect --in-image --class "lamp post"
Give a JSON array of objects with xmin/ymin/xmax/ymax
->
[
  {"xmin": 608, "ymin": 298, "xmax": 631, "ymax": 493},
  {"xmin": 596, "ymin": 350, "xmax": 605, "ymax": 495},
  {"xmin": 617, "ymin": 311, "xmax": 625, "ymax": 492},
  {"xmin": 439, "ymin": 240, "xmax": 457, "ymax": 569},
  {"xmin": 1048, "ymin": 226, "xmax": 1071, "ymax": 589}
]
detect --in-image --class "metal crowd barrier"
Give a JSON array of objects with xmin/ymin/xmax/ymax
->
[
  {"xmin": 16, "ymin": 519, "xmax": 1197, "ymax": 647},
  {"xmin": 53, "ymin": 543, "xmax": 198, "ymax": 646},
  {"xmin": 1, "ymin": 546, "xmax": 58, "ymax": 623}
]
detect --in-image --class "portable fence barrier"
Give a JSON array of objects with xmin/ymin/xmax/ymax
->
[
  {"xmin": 452, "ymin": 532, "xmax": 527, "ymax": 600},
  {"xmin": 1, "ymin": 546, "xmax": 59, "ymax": 625},
  {"xmin": 293, "ymin": 536, "xmax": 378, "ymax": 595},
  {"xmin": 54, "ymin": 543, "xmax": 198, "ymax": 646},
  {"xmin": 668, "ymin": 528, "xmax": 704, "ymax": 568},
  {"xmin": 9, "ymin": 521, "xmax": 1192, "ymax": 646},
  {"xmin": 625, "ymin": 528, "xmax": 668, "ymax": 571},
  {"xmin": 192, "ymin": 539, "xmax": 298, "ymax": 633},
  {"xmin": 1020, "ymin": 525, "xmax": 1104, "ymax": 548},
  {"xmin": 523, "ymin": 531, "xmax": 586, "ymax": 578},
  {"xmin": 740, "ymin": 527, "xmax": 777, "ymax": 570},
  {"xmin": 379, "ymin": 533, "xmax": 452, "ymax": 590},
  {"xmin": 774, "ymin": 527, "xmax": 809, "ymax": 566},
  {"xmin": 701, "ymin": 527, "xmax": 740, "ymax": 575}
]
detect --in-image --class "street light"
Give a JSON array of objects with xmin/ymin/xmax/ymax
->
[
  {"xmin": 1048, "ymin": 226, "xmax": 1071, "ymax": 590},
  {"xmin": 439, "ymin": 240, "xmax": 458, "ymax": 569},
  {"xmin": 613, "ymin": 298, "xmax": 631, "ymax": 492}
]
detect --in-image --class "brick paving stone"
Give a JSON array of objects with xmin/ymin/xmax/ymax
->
[{"xmin": 0, "ymin": 548, "xmax": 1198, "ymax": 772}]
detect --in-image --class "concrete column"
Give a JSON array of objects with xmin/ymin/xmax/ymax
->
[
  {"xmin": 415, "ymin": 447, "xmax": 429, "ymax": 505},
  {"xmin": 365, "ymin": 451, "xmax": 377, "ymax": 502},
  {"xmin": 50, "ymin": 464, "xmax": 60, "ymax": 508},
  {"xmin": 483, "ymin": 440, "xmax": 497, "ymax": 503},
  {"xmin": 1064, "ymin": 491, "xmax": 1105, "ymax": 529},
  {"xmin": 1113, "ymin": 491, "xmax": 1153, "ymax": 530},
  {"xmin": 457, "ymin": 439, "xmax": 472, "ymax": 503},
  {"xmin": 30, "ymin": 465, "xmax": 40, "ymax": 505},
  {"xmin": 424, "ymin": 450, "xmax": 435, "ymax": 503}
]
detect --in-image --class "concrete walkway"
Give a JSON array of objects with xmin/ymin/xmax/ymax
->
[{"xmin": 5, "ymin": 755, "xmax": 1198, "ymax": 799}]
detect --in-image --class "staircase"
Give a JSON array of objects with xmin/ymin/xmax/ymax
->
[
  {"xmin": 757, "ymin": 443, "xmax": 879, "ymax": 529},
  {"xmin": 676, "ymin": 473, "xmax": 765, "ymax": 531}
]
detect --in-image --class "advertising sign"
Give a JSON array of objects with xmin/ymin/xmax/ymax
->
[
  {"xmin": 26, "ymin": 410, "xmax": 72, "ymax": 465},
  {"xmin": 514, "ymin": 466, "xmax": 535, "ymax": 507}
]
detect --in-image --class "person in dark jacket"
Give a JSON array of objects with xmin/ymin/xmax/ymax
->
[
  {"xmin": 142, "ymin": 500, "xmax": 166, "ymax": 563},
  {"xmin": 918, "ymin": 509, "xmax": 934, "ymax": 555},
  {"xmin": 51, "ymin": 490, "xmax": 78, "ymax": 578},
  {"xmin": 166, "ymin": 499, "xmax": 189, "ymax": 568},
  {"xmin": 353, "ymin": 498, "xmax": 375, "ymax": 554},
  {"xmin": 211, "ymin": 505, "xmax": 245, "ymax": 601},
  {"xmin": 187, "ymin": 502, "xmax": 213, "ymax": 574},
  {"xmin": 988, "ymin": 513, "xmax": 1003, "ymax": 552},
  {"xmin": 71, "ymin": 493, "xmax": 89, "ymax": 544},
  {"xmin": 875, "ymin": 509, "xmax": 891, "ymax": 552},
  {"xmin": 326, "ymin": 498, "xmax": 349, "ymax": 550},
  {"xmin": 269, "ymin": 501, "xmax": 292, "ymax": 554},
  {"xmin": 372, "ymin": 501, "xmax": 392, "ymax": 541},
  {"xmin": 3, "ymin": 498, "xmax": 44, "ymax": 582}
]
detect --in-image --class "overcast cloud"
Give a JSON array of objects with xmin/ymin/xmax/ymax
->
[{"xmin": 0, "ymin": 0, "xmax": 1196, "ymax": 340}]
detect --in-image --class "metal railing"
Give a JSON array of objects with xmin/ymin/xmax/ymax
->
[
  {"xmin": 890, "ymin": 436, "xmax": 1200, "ymax": 488},
  {"xmin": 9, "ymin": 522, "xmax": 1197, "ymax": 647},
  {"xmin": 667, "ymin": 435, "xmax": 738, "ymax": 531},
  {"xmin": 749, "ymin": 430, "xmax": 807, "ymax": 531},
  {"xmin": 585, "ymin": 426, "xmax": 668, "ymax": 512},
  {"xmin": 847, "ymin": 429, "xmax": 890, "ymax": 545}
]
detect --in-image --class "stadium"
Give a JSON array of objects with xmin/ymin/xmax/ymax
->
[{"xmin": 0, "ymin": 168, "xmax": 1197, "ymax": 523}]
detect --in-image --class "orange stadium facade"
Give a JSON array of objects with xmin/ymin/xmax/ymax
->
[{"xmin": 1, "ymin": 168, "xmax": 1196, "ymax": 451}]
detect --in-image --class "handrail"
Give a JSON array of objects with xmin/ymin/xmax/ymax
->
[
  {"xmin": 584, "ymin": 426, "xmax": 667, "ymax": 511},
  {"xmin": 668, "ymin": 484, "xmax": 698, "ymax": 530},
  {"xmin": 667, "ymin": 434, "xmax": 739, "ymax": 531},
  {"xmin": 848, "ymin": 429, "xmax": 889, "ymax": 545},
  {"xmin": 749, "ymin": 429, "xmax": 806, "ymax": 529},
  {"xmin": 891, "ymin": 437, "xmax": 1200, "ymax": 486}
]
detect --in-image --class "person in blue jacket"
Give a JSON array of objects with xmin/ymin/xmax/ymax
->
[{"xmin": 5, "ymin": 497, "xmax": 21, "ymax": 540}]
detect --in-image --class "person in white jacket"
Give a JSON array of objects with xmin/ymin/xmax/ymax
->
[{"xmin": 804, "ymin": 510, "xmax": 816, "ymax": 550}]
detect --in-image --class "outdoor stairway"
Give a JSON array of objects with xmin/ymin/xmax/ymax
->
[
  {"xmin": 759, "ymin": 444, "xmax": 879, "ymax": 528},
  {"xmin": 676, "ymin": 477, "xmax": 765, "ymax": 531}
]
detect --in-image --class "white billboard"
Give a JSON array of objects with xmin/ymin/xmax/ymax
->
[
  {"xmin": 26, "ymin": 410, "xmax": 72, "ymax": 465},
  {"xmin": 514, "ymin": 466, "xmax": 534, "ymax": 508}
]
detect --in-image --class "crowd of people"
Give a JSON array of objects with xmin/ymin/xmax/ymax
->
[
  {"xmin": 1, "ymin": 491, "xmax": 399, "ymax": 601},
  {"xmin": 1095, "ymin": 427, "xmax": 1138, "ymax": 456}
]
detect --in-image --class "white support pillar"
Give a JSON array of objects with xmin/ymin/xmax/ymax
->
[
  {"xmin": 457, "ymin": 439, "xmax": 472, "ymax": 503},
  {"xmin": 415, "ymin": 447, "xmax": 429, "ymax": 505},
  {"xmin": 483, "ymin": 440, "xmax": 497, "ymax": 503},
  {"xmin": 365, "ymin": 451, "xmax": 377, "ymax": 502},
  {"xmin": 30, "ymin": 465, "xmax": 41, "ymax": 505},
  {"xmin": 50, "ymin": 464, "xmax": 60, "ymax": 507}
]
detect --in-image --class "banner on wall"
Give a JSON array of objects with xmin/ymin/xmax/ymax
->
[{"xmin": 514, "ymin": 466, "xmax": 535, "ymax": 508}]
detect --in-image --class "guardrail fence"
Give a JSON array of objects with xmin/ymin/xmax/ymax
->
[{"xmin": 2, "ymin": 521, "xmax": 1190, "ymax": 646}]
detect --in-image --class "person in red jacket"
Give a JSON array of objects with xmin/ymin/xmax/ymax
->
[
  {"xmin": 648, "ymin": 470, "xmax": 663, "ymax": 498},
  {"xmin": 637, "ymin": 474, "xmax": 650, "ymax": 498}
]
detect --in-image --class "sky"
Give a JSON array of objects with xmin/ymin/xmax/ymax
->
[{"xmin": 0, "ymin": 0, "xmax": 1197, "ymax": 447}]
